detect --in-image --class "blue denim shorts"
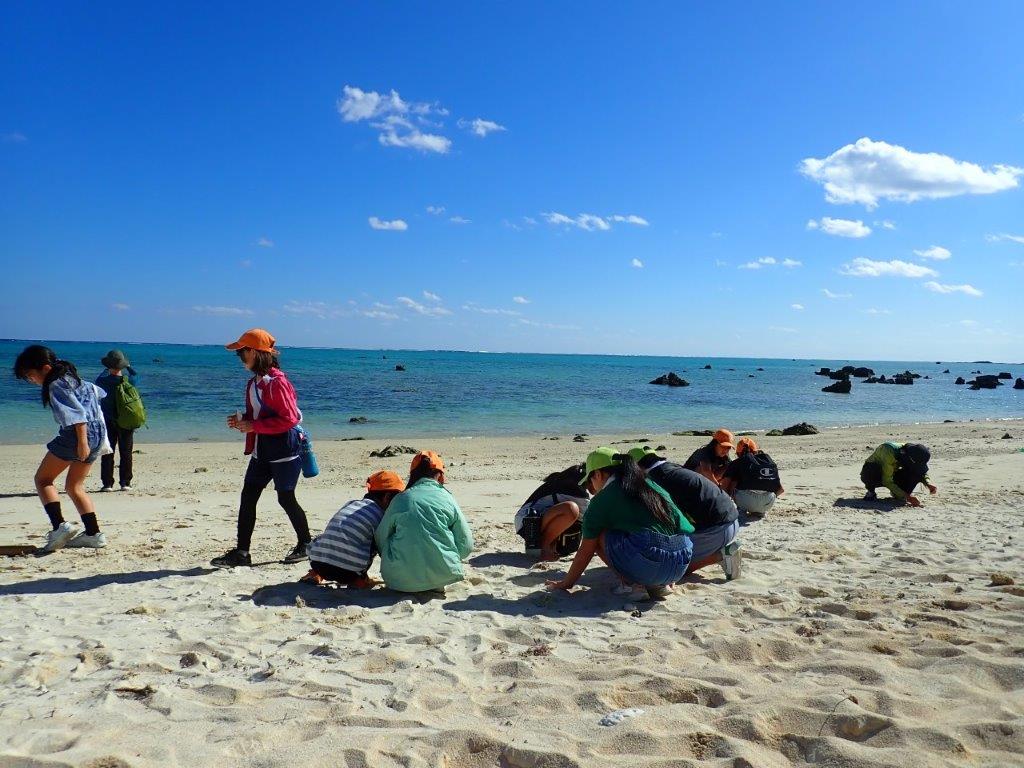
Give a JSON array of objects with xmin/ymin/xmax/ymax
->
[
  {"xmin": 689, "ymin": 519, "xmax": 740, "ymax": 562},
  {"xmin": 47, "ymin": 423, "xmax": 104, "ymax": 464},
  {"xmin": 604, "ymin": 529, "xmax": 693, "ymax": 586}
]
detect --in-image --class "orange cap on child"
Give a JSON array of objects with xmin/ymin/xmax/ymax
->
[
  {"xmin": 225, "ymin": 328, "xmax": 278, "ymax": 354},
  {"xmin": 736, "ymin": 437, "xmax": 759, "ymax": 455},
  {"xmin": 713, "ymin": 428, "xmax": 735, "ymax": 448},
  {"xmin": 366, "ymin": 471, "xmax": 406, "ymax": 493},
  {"xmin": 410, "ymin": 450, "xmax": 445, "ymax": 474}
]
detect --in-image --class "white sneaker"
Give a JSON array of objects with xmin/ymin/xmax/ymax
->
[
  {"xmin": 721, "ymin": 542, "xmax": 742, "ymax": 581},
  {"xmin": 99, "ymin": 486, "xmax": 113, "ymax": 493},
  {"xmin": 43, "ymin": 521, "xmax": 80, "ymax": 552},
  {"xmin": 67, "ymin": 531, "xmax": 107, "ymax": 548},
  {"xmin": 119, "ymin": 485, "xmax": 132, "ymax": 492}
]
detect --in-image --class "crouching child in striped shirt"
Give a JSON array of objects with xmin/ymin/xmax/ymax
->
[{"xmin": 302, "ymin": 471, "xmax": 406, "ymax": 588}]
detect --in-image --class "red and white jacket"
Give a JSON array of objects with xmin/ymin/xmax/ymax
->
[{"xmin": 241, "ymin": 368, "xmax": 302, "ymax": 456}]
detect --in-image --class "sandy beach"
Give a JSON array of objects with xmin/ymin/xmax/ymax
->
[{"xmin": 1, "ymin": 420, "xmax": 1022, "ymax": 768}]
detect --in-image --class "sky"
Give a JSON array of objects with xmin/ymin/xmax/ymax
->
[{"xmin": 1, "ymin": 2, "xmax": 1022, "ymax": 361}]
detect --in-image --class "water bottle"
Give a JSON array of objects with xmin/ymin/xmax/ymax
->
[
  {"xmin": 521, "ymin": 507, "xmax": 543, "ymax": 553},
  {"xmin": 296, "ymin": 427, "xmax": 319, "ymax": 478}
]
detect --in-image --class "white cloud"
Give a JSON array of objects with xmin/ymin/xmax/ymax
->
[
  {"xmin": 423, "ymin": 290, "xmax": 442, "ymax": 302},
  {"xmin": 714, "ymin": 259, "xmax": 728, "ymax": 267},
  {"xmin": 631, "ymin": 258, "xmax": 644, "ymax": 268},
  {"xmin": 923, "ymin": 281, "xmax": 983, "ymax": 297},
  {"xmin": 512, "ymin": 296, "xmax": 530, "ymax": 304},
  {"xmin": 960, "ymin": 319, "xmax": 979, "ymax": 326},
  {"xmin": 986, "ymin": 233, "xmax": 1024, "ymax": 245},
  {"xmin": 791, "ymin": 303, "xmax": 804, "ymax": 310},
  {"xmin": 880, "ymin": 220, "xmax": 896, "ymax": 230},
  {"xmin": 608, "ymin": 215, "xmax": 650, "ymax": 226},
  {"xmin": 800, "ymin": 137, "xmax": 1022, "ymax": 209},
  {"xmin": 822, "ymin": 288, "xmax": 852, "ymax": 299},
  {"xmin": 396, "ymin": 296, "xmax": 452, "ymax": 316},
  {"xmin": 193, "ymin": 305, "xmax": 253, "ymax": 316},
  {"xmin": 518, "ymin": 318, "xmax": 581, "ymax": 331},
  {"xmin": 914, "ymin": 245, "xmax": 952, "ymax": 261},
  {"xmin": 710, "ymin": 231, "xmax": 723, "ymax": 238},
  {"xmin": 449, "ymin": 215, "xmax": 471, "ymax": 225},
  {"xmin": 864, "ymin": 308, "xmax": 893, "ymax": 315},
  {"xmin": 337, "ymin": 85, "xmax": 452, "ymax": 154},
  {"xmin": 806, "ymin": 217, "xmax": 871, "ymax": 238},
  {"xmin": 782, "ymin": 258, "xmax": 802, "ymax": 268},
  {"xmin": 460, "ymin": 118, "xmax": 506, "ymax": 137},
  {"xmin": 359, "ymin": 309, "xmax": 399, "ymax": 320},
  {"xmin": 462, "ymin": 304, "xmax": 520, "ymax": 316},
  {"xmin": 426, "ymin": 205, "xmax": 445, "ymax": 215},
  {"xmin": 283, "ymin": 300, "xmax": 336, "ymax": 319},
  {"xmin": 840, "ymin": 258, "xmax": 938, "ymax": 278},
  {"xmin": 739, "ymin": 257, "xmax": 777, "ymax": 270},
  {"xmin": 541, "ymin": 212, "xmax": 648, "ymax": 231},
  {"xmin": 111, "ymin": 303, "xmax": 130, "ymax": 311},
  {"xmin": 369, "ymin": 216, "xmax": 408, "ymax": 231},
  {"xmin": 256, "ymin": 237, "xmax": 274, "ymax": 248}
]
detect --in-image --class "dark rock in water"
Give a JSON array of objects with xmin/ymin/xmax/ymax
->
[
  {"xmin": 765, "ymin": 429, "xmax": 784, "ymax": 437},
  {"xmin": 339, "ymin": 436, "xmax": 365, "ymax": 441},
  {"xmin": 936, "ymin": 361, "xmax": 941, "ymax": 365},
  {"xmin": 727, "ymin": 368, "xmax": 736, "ymax": 371},
  {"xmin": 998, "ymin": 372, "xmax": 1013, "ymax": 379},
  {"xmin": 923, "ymin": 375, "xmax": 930, "ymax": 379},
  {"xmin": 972, "ymin": 360, "xmax": 993, "ymax": 364},
  {"xmin": 968, "ymin": 375, "xmax": 1002, "ymax": 390},
  {"xmin": 943, "ymin": 419, "xmax": 954, "ymax": 423},
  {"xmin": 395, "ymin": 364, "xmax": 406, "ymax": 371},
  {"xmin": 971, "ymin": 370, "xmax": 982, "ymax": 375},
  {"xmin": 955, "ymin": 377, "xmax": 966, "ymax": 385},
  {"xmin": 822, "ymin": 379, "xmax": 852, "ymax": 394},
  {"xmin": 369, "ymin": 445, "xmax": 418, "ymax": 458},
  {"xmin": 863, "ymin": 376, "xmax": 881, "ymax": 384},
  {"xmin": 828, "ymin": 371, "xmax": 850, "ymax": 381},
  {"xmin": 649, "ymin": 372, "xmax": 690, "ymax": 387},
  {"xmin": 1002, "ymin": 433, "xmax": 1013, "ymax": 439},
  {"xmin": 782, "ymin": 422, "xmax": 819, "ymax": 436},
  {"xmin": 349, "ymin": 416, "xmax": 369, "ymax": 423},
  {"xmin": 942, "ymin": 369, "xmax": 950, "ymax": 374},
  {"xmin": 891, "ymin": 374, "xmax": 914, "ymax": 385},
  {"xmin": 852, "ymin": 367, "xmax": 874, "ymax": 378},
  {"xmin": 572, "ymin": 434, "xmax": 587, "ymax": 443},
  {"xmin": 748, "ymin": 374, "xmax": 755, "ymax": 378},
  {"xmin": 703, "ymin": 364, "xmax": 712, "ymax": 370},
  {"xmin": 152, "ymin": 357, "xmax": 164, "ymax": 363},
  {"xmin": 736, "ymin": 431, "xmax": 757, "ymax": 436},
  {"xmin": 1015, "ymin": 378, "xmax": 1024, "ymax": 390},
  {"xmin": 815, "ymin": 367, "xmax": 832, "ymax": 377},
  {"xmin": 840, "ymin": 365, "xmax": 856, "ymax": 375},
  {"xmin": 672, "ymin": 430, "xmax": 714, "ymax": 437},
  {"xmin": 757, "ymin": 367, "xmax": 765, "ymax": 371}
]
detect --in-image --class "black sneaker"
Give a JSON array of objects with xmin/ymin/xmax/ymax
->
[
  {"xmin": 282, "ymin": 542, "xmax": 309, "ymax": 564},
  {"xmin": 210, "ymin": 548, "xmax": 252, "ymax": 569}
]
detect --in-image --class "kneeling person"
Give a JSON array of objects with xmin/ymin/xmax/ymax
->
[
  {"xmin": 861, "ymin": 442, "xmax": 936, "ymax": 507},
  {"xmin": 305, "ymin": 470, "xmax": 406, "ymax": 587},
  {"xmin": 722, "ymin": 438, "xmax": 784, "ymax": 518},
  {"xmin": 514, "ymin": 463, "xmax": 589, "ymax": 560},
  {"xmin": 631, "ymin": 446, "xmax": 741, "ymax": 580}
]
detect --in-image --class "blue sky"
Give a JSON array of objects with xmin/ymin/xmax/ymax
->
[{"xmin": 2, "ymin": 2, "xmax": 1022, "ymax": 360}]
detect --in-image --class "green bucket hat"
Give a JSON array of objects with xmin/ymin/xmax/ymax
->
[
  {"xmin": 581, "ymin": 447, "xmax": 621, "ymax": 485},
  {"xmin": 100, "ymin": 349, "xmax": 130, "ymax": 369},
  {"xmin": 627, "ymin": 445, "xmax": 657, "ymax": 463}
]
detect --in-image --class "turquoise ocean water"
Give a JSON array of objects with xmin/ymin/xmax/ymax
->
[{"xmin": 1, "ymin": 340, "xmax": 1021, "ymax": 444}]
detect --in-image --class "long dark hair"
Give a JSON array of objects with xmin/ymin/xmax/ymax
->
[
  {"xmin": 13, "ymin": 345, "xmax": 81, "ymax": 408},
  {"xmin": 407, "ymin": 462, "xmax": 441, "ymax": 487},
  {"xmin": 611, "ymin": 453, "xmax": 674, "ymax": 525},
  {"xmin": 524, "ymin": 463, "xmax": 587, "ymax": 505}
]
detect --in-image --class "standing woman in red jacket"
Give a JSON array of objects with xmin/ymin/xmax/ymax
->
[{"xmin": 211, "ymin": 329, "xmax": 312, "ymax": 569}]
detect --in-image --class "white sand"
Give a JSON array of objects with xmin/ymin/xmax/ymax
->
[{"xmin": 1, "ymin": 421, "xmax": 1022, "ymax": 767}]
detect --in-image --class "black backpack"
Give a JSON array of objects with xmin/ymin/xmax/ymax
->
[{"xmin": 740, "ymin": 451, "xmax": 780, "ymax": 491}]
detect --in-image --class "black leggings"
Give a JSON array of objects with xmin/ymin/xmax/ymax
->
[{"xmin": 237, "ymin": 484, "xmax": 311, "ymax": 552}]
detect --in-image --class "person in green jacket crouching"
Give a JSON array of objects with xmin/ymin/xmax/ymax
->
[
  {"xmin": 861, "ymin": 442, "xmax": 937, "ymax": 507},
  {"xmin": 546, "ymin": 447, "xmax": 695, "ymax": 601},
  {"xmin": 376, "ymin": 451, "xmax": 474, "ymax": 594}
]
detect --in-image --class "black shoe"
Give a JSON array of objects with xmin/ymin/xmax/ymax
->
[
  {"xmin": 283, "ymin": 542, "xmax": 309, "ymax": 564},
  {"xmin": 211, "ymin": 548, "xmax": 252, "ymax": 569}
]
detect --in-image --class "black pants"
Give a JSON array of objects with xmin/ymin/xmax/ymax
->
[
  {"xmin": 101, "ymin": 423, "xmax": 134, "ymax": 488},
  {"xmin": 860, "ymin": 462, "xmax": 919, "ymax": 495},
  {"xmin": 236, "ymin": 483, "xmax": 311, "ymax": 552},
  {"xmin": 310, "ymin": 560, "xmax": 366, "ymax": 585}
]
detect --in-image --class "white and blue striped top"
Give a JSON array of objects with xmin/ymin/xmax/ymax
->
[{"xmin": 308, "ymin": 498, "xmax": 385, "ymax": 574}]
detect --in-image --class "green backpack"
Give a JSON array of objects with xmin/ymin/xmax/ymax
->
[{"xmin": 114, "ymin": 377, "xmax": 146, "ymax": 429}]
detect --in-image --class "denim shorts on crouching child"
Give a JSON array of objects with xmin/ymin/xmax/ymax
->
[
  {"xmin": 688, "ymin": 518, "xmax": 740, "ymax": 562},
  {"xmin": 604, "ymin": 529, "xmax": 693, "ymax": 586},
  {"xmin": 47, "ymin": 423, "xmax": 104, "ymax": 464}
]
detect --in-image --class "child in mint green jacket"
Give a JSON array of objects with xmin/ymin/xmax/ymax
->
[{"xmin": 375, "ymin": 451, "xmax": 473, "ymax": 593}]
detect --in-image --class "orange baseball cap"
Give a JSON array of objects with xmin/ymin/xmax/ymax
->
[
  {"xmin": 225, "ymin": 328, "xmax": 278, "ymax": 354},
  {"xmin": 736, "ymin": 437, "xmax": 759, "ymax": 455},
  {"xmin": 366, "ymin": 470, "xmax": 406, "ymax": 493},
  {"xmin": 713, "ymin": 428, "xmax": 735, "ymax": 448},
  {"xmin": 410, "ymin": 450, "xmax": 444, "ymax": 474}
]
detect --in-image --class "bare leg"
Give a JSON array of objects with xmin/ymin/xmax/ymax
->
[
  {"xmin": 35, "ymin": 452, "xmax": 71, "ymax": 505},
  {"xmin": 539, "ymin": 502, "xmax": 581, "ymax": 560},
  {"xmin": 64, "ymin": 460, "xmax": 96, "ymax": 517}
]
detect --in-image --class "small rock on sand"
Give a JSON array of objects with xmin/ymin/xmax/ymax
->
[{"xmin": 990, "ymin": 573, "xmax": 1014, "ymax": 586}]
